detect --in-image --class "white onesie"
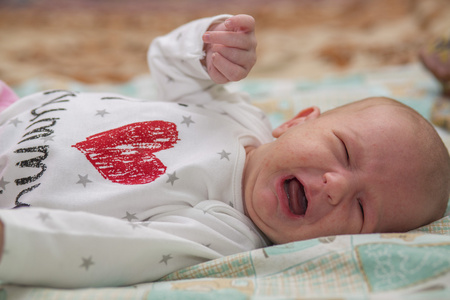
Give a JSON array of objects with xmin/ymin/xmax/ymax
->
[{"xmin": 0, "ymin": 15, "xmax": 273, "ymax": 288}]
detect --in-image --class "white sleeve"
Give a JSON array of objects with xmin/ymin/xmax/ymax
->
[
  {"xmin": 148, "ymin": 14, "xmax": 232, "ymax": 102},
  {"xmin": 0, "ymin": 205, "xmax": 264, "ymax": 288}
]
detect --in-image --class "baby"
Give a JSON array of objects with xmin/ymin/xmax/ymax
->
[
  {"xmin": 245, "ymin": 96, "xmax": 450, "ymax": 244},
  {"xmin": 0, "ymin": 14, "xmax": 448, "ymax": 288}
]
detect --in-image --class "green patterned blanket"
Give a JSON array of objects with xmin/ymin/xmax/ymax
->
[{"xmin": 4, "ymin": 63, "xmax": 450, "ymax": 299}]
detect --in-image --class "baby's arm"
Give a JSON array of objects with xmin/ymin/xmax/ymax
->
[
  {"xmin": 148, "ymin": 14, "xmax": 255, "ymax": 103},
  {"xmin": 0, "ymin": 206, "xmax": 260, "ymax": 288},
  {"xmin": 201, "ymin": 14, "xmax": 257, "ymax": 84}
]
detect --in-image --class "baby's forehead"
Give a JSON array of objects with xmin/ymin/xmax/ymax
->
[
  {"xmin": 329, "ymin": 102, "xmax": 424, "ymax": 156},
  {"xmin": 331, "ymin": 99, "xmax": 404, "ymax": 114},
  {"xmin": 333, "ymin": 100, "xmax": 419, "ymax": 126}
]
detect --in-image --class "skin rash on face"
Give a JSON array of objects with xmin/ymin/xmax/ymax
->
[{"xmin": 243, "ymin": 98, "xmax": 446, "ymax": 244}]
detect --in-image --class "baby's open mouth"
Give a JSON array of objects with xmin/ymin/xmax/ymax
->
[{"xmin": 283, "ymin": 178, "xmax": 308, "ymax": 216}]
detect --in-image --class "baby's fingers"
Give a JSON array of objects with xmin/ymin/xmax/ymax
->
[
  {"xmin": 211, "ymin": 52, "xmax": 248, "ymax": 82},
  {"xmin": 224, "ymin": 14, "xmax": 255, "ymax": 33},
  {"xmin": 203, "ymin": 31, "xmax": 255, "ymax": 50},
  {"xmin": 216, "ymin": 46, "xmax": 256, "ymax": 70},
  {"xmin": 203, "ymin": 14, "xmax": 257, "ymax": 83}
]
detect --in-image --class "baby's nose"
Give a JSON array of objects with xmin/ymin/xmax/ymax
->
[{"xmin": 322, "ymin": 172, "xmax": 352, "ymax": 205}]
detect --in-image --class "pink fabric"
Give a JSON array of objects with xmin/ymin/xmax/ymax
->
[{"xmin": 0, "ymin": 80, "xmax": 19, "ymax": 113}]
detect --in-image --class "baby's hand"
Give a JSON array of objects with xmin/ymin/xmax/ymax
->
[{"xmin": 202, "ymin": 15, "xmax": 257, "ymax": 84}]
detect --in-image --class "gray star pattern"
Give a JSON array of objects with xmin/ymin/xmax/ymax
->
[
  {"xmin": 159, "ymin": 254, "xmax": 172, "ymax": 265},
  {"xmin": 41, "ymin": 135, "xmax": 55, "ymax": 143},
  {"xmin": 0, "ymin": 177, "xmax": 10, "ymax": 191},
  {"xmin": 218, "ymin": 150, "xmax": 231, "ymax": 161},
  {"xmin": 181, "ymin": 116, "xmax": 195, "ymax": 127},
  {"xmin": 37, "ymin": 212, "xmax": 51, "ymax": 222},
  {"xmin": 128, "ymin": 222, "xmax": 141, "ymax": 229},
  {"xmin": 76, "ymin": 174, "xmax": 92, "ymax": 187},
  {"xmin": 96, "ymin": 109, "xmax": 110, "ymax": 117},
  {"xmin": 9, "ymin": 118, "xmax": 22, "ymax": 127},
  {"xmin": 166, "ymin": 172, "xmax": 179, "ymax": 186},
  {"xmin": 80, "ymin": 256, "xmax": 95, "ymax": 270},
  {"xmin": 123, "ymin": 211, "xmax": 139, "ymax": 222}
]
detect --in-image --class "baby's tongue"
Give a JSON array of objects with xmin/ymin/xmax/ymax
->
[{"xmin": 287, "ymin": 179, "xmax": 307, "ymax": 215}]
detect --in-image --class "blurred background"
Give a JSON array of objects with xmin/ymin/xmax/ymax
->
[{"xmin": 0, "ymin": 0, "xmax": 449, "ymax": 85}]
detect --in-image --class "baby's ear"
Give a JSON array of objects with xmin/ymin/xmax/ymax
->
[{"xmin": 272, "ymin": 106, "xmax": 320, "ymax": 138}]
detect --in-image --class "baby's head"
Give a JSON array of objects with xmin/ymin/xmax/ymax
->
[{"xmin": 243, "ymin": 97, "xmax": 450, "ymax": 244}]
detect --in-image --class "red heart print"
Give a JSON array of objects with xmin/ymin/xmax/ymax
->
[{"xmin": 72, "ymin": 121, "xmax": 179, "ymax": 185}]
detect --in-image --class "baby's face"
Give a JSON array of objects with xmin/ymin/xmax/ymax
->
[{"xmin": 243, "ymin": 99, "xmax": 432, "ymax": 244}]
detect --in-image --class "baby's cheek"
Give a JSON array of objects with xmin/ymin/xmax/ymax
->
[{"xmin": 318, "ymin": 212, "xmax": 361, "ymax": 236}]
